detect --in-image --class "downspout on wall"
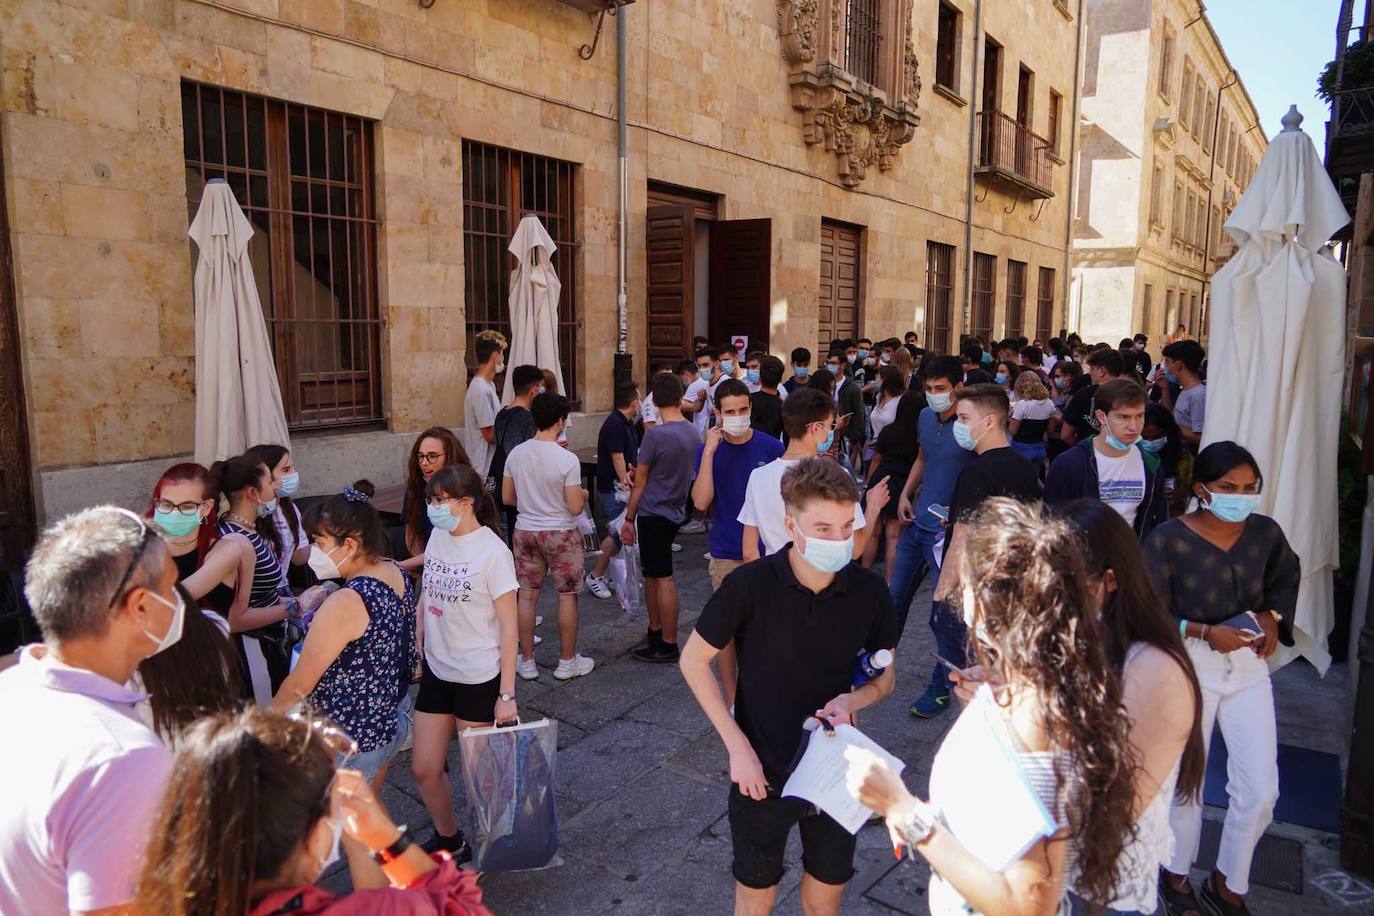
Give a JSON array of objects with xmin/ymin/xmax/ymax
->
[
  {"xmin": 613, "ymin": 3, "xmax": 632, "ymax": 390},
  {"xmin": 962, "ymin": 0, "xmax": 984, "ymax": 341},
  {"xmin": 1062, "ymin": 0, "xmax": 1087, "ymax": 335}
]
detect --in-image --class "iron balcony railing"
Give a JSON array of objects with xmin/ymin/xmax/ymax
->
[{"xmin": 975, "ymin": 110, "xmax": 1056, "ymax": 198}]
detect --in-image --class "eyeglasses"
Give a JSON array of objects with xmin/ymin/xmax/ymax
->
[
  {"xmin": 417, "ymin": 451, "xmax": 444, "ymax": 464},
  {"xmin": 152, "ymin": 498, "xmax": 204, "ymax": 515},
  {"xmin": 107, "ymin": 508, "xmax": 154, "ymax": 609}
]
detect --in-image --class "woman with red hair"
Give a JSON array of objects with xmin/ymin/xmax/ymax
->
[{"xmin": 147, "ymin": 462, "xmax": 237, "ymax": 613}]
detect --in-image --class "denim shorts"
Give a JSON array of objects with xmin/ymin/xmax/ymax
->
[{"xmin": 351, "ymin": 694, "xmax": 412, "ymax": 783}]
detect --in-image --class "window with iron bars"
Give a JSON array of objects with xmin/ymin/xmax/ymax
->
[
  {"xmin": 180, "ymin": 82, "xmax": 383, "ymax": 431},
  {"xmin": 1035, "ymin": 267, "xmax": 1056, "ymax": 345},
  {"xmin": 844, "ymin": 0, "xmax": 883, "ymax": 87},
  {"xmin": 925, "ymin": 242, "xmax": 955, "ymax": 355},
  {"xmin": 970, "ymin": 252, "xmax": 996, "ymax": 344},
  {"xmin": 1005, "ymin": 260, "xmax": 1027, "ymax": 338},
  {"xmin": 461, "ymin": 141, "xmax": 579, "ymax": 403}
]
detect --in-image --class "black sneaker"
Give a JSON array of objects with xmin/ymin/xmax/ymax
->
[
  {"xmin": 632, "ymin": 641, "xmax": 680, "ymax": 663},
  {"xmin": 1198, "ymin": 875, "xmax": 1250, "ymax": 916},
  {"xmin": 636, "ymin": 628, "xmax": 663, "ymax": 650},
  {"xmin": 1158, "ymin": 870, "xmax": 1203, "ymax": 916},
  {"xmin": 424, "ymin": 830, "xmax": 473, "ymax": 866}
]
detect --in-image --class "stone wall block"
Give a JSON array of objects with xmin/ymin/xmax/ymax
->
[
  {"xmin": 343, "ymin": 0, "xmax": 383, "ymax": 46},
  {"xmin": 78, "ymin": 296, "xmax": 161, "ymax": 358},
  {"xmin": 128, "ymin": 0, "xmax": 176, "ymax": 31},
  {"xmin": 379, "ymin": 223, "xmax": 428, "ymax": 264},
  {"xmin": 308, "ymin": 71, "xmax": 393, "ymax": 119},
  {"xmin": 158, "ymin": 293, "xmax": 195, "ymax": 357},
  {"xmin": 378, "ymin": 126, "xmax": 425, "ymax": 179},
  {"xmin": 32, "ymin": 408, "xmax": 97, "ymax": 468},
  {"xmin": 93, "ymin": 403, "xmax": 176, "ymax": 463},
  {"xmin": 280, "ymin": 0, "xmax": 346, "ymax": 35},
  {"xmin": 59, "ymin": 184, "xmax": 150, "ymax": 241},
  {"xmin": 25, "ymin": 357, "xmax": 101, "ymax": 413},
  {"xmin": 136, "ymin": 77, "xmax": 181, "ymax": 134},
  {"xmin": 9, "ymin": 178, "xmax": 64, "ymax": 235},
  {"xmin": 264, "ymin": 26, "xmax": 311, "ymax": 102},
  {"xmin": 218, "ymin": 45, "xmax": 269, "ymax": 95},
  {"xmin": 174, "ymin": 1, "xmax": 268, "ymax": 56},
  {"xmin": 311, "ymin": 34, "xmax": 384, "ymax": 84},
  {"xmin": 47, "ymin": 60, "xmax": 141, "ymax": 131},
  {"xmin": 6, "ymin": 2, "xmax": 177, "ymax": 81},
  {"xmin": 0, "ymin": 50, "xmax": 54, "ymax": 116},
  {"xmin": 382, "ymin": 57, "xmax": 421, "ymax": 93},
  {"xmin": 22, "ymin": 298, "xmax": 83, "ymax": 359},
  {"xmin": 105, "ymin": 355, "xmax": 195, "ymax": 406}
]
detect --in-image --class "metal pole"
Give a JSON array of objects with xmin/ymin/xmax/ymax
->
[
  {"xmin": 961, "ymin": 0, "xmax": 984, "ymax": 349},
  {"xmin": 1343, "ymin": 519, "xmax": 1374, "ymax": 878},
  {"xmin": 1061, "ymin": 0, "xmax": 1086, "ymax": 337},
  {"xmin": 1198, "ymin": 72, "xmax": 1238, "ymax": 343},
  {"xmin": 613, "ymin": 2, "xmax": 632, "ymax": 392}
]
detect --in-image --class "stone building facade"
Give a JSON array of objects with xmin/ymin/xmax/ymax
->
[
  {"xmin": 1073, "ymin": 0, "xmax": 1267, "ymax": 346},
  {"xmin": 0, "ymin": 0, "xmax": 1084, "ymax": 523}
]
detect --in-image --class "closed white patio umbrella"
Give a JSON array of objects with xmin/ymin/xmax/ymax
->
[
  {"xmin": 189, "ymin": 179, "xmax": 290, "ymax": 466},
  {"xmin": 502, "ymin": 215, "xmax": 565, "ymax": 403},
  {"xmin": 1203, "ymin": 106, "xmax": 1350, "ymax": 674}
]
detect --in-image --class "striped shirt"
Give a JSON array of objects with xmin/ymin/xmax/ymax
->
[{"xmin": 217, "ymin": 520, "xmax": 286, "ymax": 608}]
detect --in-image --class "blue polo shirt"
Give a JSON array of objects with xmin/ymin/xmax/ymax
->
[
  {"xmin": 596, "ymin": 410, "xmax": 639, "ymax": 494},
  {"xmin": 696, "ymin": 432, "xmax": 785, "ymax": 561},
  {"xmin": 914, "ymin": 407, "xmax": 975, "ymax": 534}
]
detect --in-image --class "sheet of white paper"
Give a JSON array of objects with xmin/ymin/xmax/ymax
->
[
  {"xmin": 782, "ymin": 724, "xmax": 905, "ymax": 834},
  {"xmin": 930, "ymin": 687, "xmax": 1059, "ymax": 871}
]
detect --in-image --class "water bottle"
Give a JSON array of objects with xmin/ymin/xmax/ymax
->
[{"xmin": 852, "ymin": 648, "xmax": 894, "ymax": 689}]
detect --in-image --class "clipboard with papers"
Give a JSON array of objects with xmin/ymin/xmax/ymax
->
[
  {"xmin": 782, "ymin": 722, "xmax": 905, "ymax": 834},
  {"xmin": 928, "ymin": 685, "xmax": 1059, "ymax": 871}
]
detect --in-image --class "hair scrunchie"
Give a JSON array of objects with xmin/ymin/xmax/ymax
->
[{"xmin": 342, "ymin": 484, "xmax": 369, "ymax": 504}]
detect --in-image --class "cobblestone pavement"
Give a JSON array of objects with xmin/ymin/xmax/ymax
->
[{"xmin": 325, "ymin": 530, "xmax": 1372, "ymax": 914}]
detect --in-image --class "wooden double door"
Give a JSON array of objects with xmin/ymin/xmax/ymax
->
[{"xmin": 646, "ymin": 198, "xmax": 771, "ymax": 366}]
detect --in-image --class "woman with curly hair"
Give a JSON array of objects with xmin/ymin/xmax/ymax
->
[
  {"xmin": 400, "ymin": 427, "xmax": 471, "ymax": 571},
  {"xmin": 846, "ymin": 498, "xmax": 1138, "ymax": 914}
]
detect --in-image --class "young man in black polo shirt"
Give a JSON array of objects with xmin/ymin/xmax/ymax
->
[
  {"xmin": 681, "ymin": 458, "xmax": 897, "ymax": 916},
  {"xmin": 584, "ymin": 382, "xmax": 641, "ymax": 598}
]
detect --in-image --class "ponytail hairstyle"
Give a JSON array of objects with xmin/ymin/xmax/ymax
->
[
  {"xmin": 134, "ymin": 709, "xmax": 338, "ymax": 916},
  {"xmin": 208, "ymin": 455, "xmax": 271, "ymax": 509},
  {"xmin": 301, "ymin": 480, "xmax": 389, "ymax": 560},
  {"xmin": 136, "ymin": 584, "xmax": 243, "ymax": 744},
  {"xmin": 244, "ymin": 444, "xmax": 299, "ymax": 563},
  {"xmin": 403, "ymin": 427, "xmax": 470, "ymax": 554},
  {"xmin": 147, "ymin": 462, "xmax": 221, "ymax": 565},
  {"xmin": 1059, "ymin": 499, "xmax": 1205, "ymax": 804},
  {"xmin": 956, "ymin": 498, "xmax": 1137, "ymax": 906},
  {"xmin": 425, "ymin": 465, "xmax": 501, "ymax": 536}
]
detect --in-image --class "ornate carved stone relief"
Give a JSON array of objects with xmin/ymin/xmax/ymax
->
[{"xmin": 777, "ymin": 1, "xmax": 921, "ymax": 190}]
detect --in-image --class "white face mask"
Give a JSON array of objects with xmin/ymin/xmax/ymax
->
[
  {"xmin": 721, "ymin": 415, "xmax": 751, "ymax": 437},
  {"xmin": 141, "ymin": 588, "xmax": 186, "ymax": 656},
  {"xmin": 307, "ymin": 543, "xmax": 350, "ymax": 581},
  {"xmin": 316, "ymin": 814, "xmax": 344, "ymax": 879}
]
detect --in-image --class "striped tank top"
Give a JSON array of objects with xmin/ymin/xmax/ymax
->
[{"xmin": 217, "ymin": 519, "xmax": 287, "ymax": 608}]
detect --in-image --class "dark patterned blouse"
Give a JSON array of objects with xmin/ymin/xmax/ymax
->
[{"xmin": 1143, "ymin": 514, "xmax": 1299, "ymax": 646}]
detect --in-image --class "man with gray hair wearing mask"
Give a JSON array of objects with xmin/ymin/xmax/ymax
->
[{"xmin": 0, "ymin": 506, "xmax": 182, "ymax": 915}]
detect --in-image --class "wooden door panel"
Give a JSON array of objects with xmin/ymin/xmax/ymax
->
[
  {"xmin": 709, "ymin": 218, "xmax": 771, "ymax": 352},
  {"xmin": 646, "ymin": 204, "xmax": 695, "ymax": 366},
  {"xmin": 819, "ymin": 221, "xmax": 861, "ymax": 350}
]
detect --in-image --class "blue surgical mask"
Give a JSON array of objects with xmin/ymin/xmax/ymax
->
[
  {"xmin": 1140, "ymin": 436, "xmax": 1167, "ymax": 454},
  {"xmin": 1164, "ymin": 367, "xmax": 1179, "ymax": 385},
  {"xmin": 276, "ymin": 471, "xmax": 300, "ymax": 498},
  {"xmin": 926, "ymin": 391, "xmax": 953, "ymax": 413},
  {"xmin": 797, "ymin": 530, "xmax": 854, "ymax": 574},
  {"xmin": 746, "ymin": 368, "xmax": 761, "ymax": 385},
  {"xmin": 880, "ymin": 353, "xmax": 892, "ymax": 364},
  {"xmin": 816, "ymin": 428, "xmax": 834, "ymax": 454},
  {"xmin": 257, "ymin": 497, "xmax": 278, "ymax": 518},
  {"xmin": 953, "ymin": 420, "xmax": 979, "ymax": 451},
  {"xmin": 1098, "ymin": 414, "xmax": 1137, "ymax": 452},
  {"xmin": 857, "ymin": 349, "xmax": 870, "ymax": 359},
  {"xmin": 698, "ymin": 367, "xmax": 712, "ymax": 382},
  {"xmin": 794, "ymin": 366, "xmax": 810, "ymax": 378},
  {"xmin": 427, "ymin": 502, "xmax": 461, "ymax": 532},
  {"xmin": 721, "ymin": 359, "xmax": 735, "ymax": 374},
  {"xmin": 995, "ymin": 372, "xmax": 1008, "ymax": 385},
  {"xmin": 1054, "ymin": 376, "xmax": 1068, "ymax": 390},
  {"xmin": 153, "ymin": 508, "xmax": 201, "ymax": 538},
  {"xmin": 1202, "ymin": 487, "xmax": 1260, "ymax": 524}
]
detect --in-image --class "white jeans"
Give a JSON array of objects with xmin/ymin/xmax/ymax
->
[{"xmin": 1166, "ymin": 638, "xmax": 1278, "ymax": 895}]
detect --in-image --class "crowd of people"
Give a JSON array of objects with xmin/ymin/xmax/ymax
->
[{"xmin": 0, "ymin": 324, "xmax": 1301, "ymax": 916}]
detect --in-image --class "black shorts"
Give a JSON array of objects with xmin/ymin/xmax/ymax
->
[
  {"xmin": 727, "ymin": 785, "xmax": 856, "ymax": 889},
  {"xmin": 637, "ymin": 514, "xmax": 680, "ymax": 579},
  {"xmin": 414, "ymin": 660, "xmax": 501, "ymax": 723}
]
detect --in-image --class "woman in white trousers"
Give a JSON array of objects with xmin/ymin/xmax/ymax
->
[{"xmin": 1144, "ymin": 442, "xmax": 1299, "ymax": 916}]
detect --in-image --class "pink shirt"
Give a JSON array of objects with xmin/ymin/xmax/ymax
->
[
  {"xmin": 0, "ymin": 647, "xmax": 171, "ymax": 913},
  {"xmin": 250, "ymin": 855, "xmax": 491, "ymax": 915}
]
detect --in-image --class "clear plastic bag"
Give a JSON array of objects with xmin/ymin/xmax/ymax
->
[{"xmin": 458, "ymin": 718, "xmax": 562, "ymax": 872}]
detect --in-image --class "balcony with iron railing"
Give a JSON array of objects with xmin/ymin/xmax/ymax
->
[
  {"xmin": 1323, "ymin": 12, "xmax": 1374, "ymax": 177},
  {"xmin": 974, "ymin": 110, "xmax": 1056, "ymax": 199}
]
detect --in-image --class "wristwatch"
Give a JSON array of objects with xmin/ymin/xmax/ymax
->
[
  {"xmin": 498, "ymin": 692, "xmax": 515, "ymax": 702},
  {"xmin": 895, "ymin": 799, "xmax": 939, "ymax": 848},
  {"xmin": 371, "ymin": 825, "xmax": 413, "ymax": 864}
]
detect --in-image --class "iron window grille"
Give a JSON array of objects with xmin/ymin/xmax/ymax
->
[
  {"xmin": 1005, "ymin": 260, "xmax": 1027, "ymax": 338},
  {"xmin": 925, "ymin": 242, "xmax": 955, "ymax": 355},
  {"xmin": 181, "ymin": 82, "xmax": 382, "ymax": 431},
  {"xmin": 844, "ymin": 0, "xmax": 883, "ymax": 87},
  {"xmin": 1035, "ymin": 267, "xmax": 1056, "ymax": 345},
  {"xmin": 971, "ymin": 252, "xmax": 996, "ymax": 344}
]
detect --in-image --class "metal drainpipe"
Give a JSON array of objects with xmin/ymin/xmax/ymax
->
[
  {"xmin": 1062, "ymin": 0, "xmax": 1086, "ymax": 335},
  {"xmin": 613, "ymin": 2, "xmax": 632, "ymax": 391},
  {"xmin": 1198, "ymin": 71, "xmax": 1237, "ymax": 341},
  {"xmin": 961, "ymin": 0, "xmax": 984, "ymax": 344}
]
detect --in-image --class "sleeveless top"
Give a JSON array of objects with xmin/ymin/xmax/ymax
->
[
  {"xmin": 172, "ymin": 549, "xmax": 236, "ymax": 614},
  {"xmin": 217, "ymin": 519, "xmax": 287, "ymax": 609},
  {"xmin": 310, "ymin": 565, "xmax": 419, "ymax": 752},
  {"xmin": 1099, "ymin": 643, "xmax": 1180, "ymax": 912},
  {"xmin": 928, "ymin": 687, "xmax": 1076, "ymax": 915}
]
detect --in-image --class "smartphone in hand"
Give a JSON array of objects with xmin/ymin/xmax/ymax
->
[
  {"xmin": 933, "ymin": 653, "xmax": 978, "ymax": 680},
  {"xmin": 928, "ymin": 503, "xmax": 950, "ymax": 524}
]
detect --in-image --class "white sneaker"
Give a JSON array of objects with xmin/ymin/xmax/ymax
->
[
  {"xmin": 535, "ymin": 615, "xmax": 544, "ymax": 627},
  {"xmin": 584, "ymin": 572, "xmax": 612, "ymax": 600},
  {"xmin": 671, "ymin": 542, "xmax": 682, "ymax": 553},
  {"xmin": 553, "ymin": 654, "xmax": 595, "ymax": 680},
  {"xmin": 534, "ymin": 633, "xmax": 542, "ymax": 645},
  {"xmin": 517, "ymin": 657, "xmax": 539, "ymax": 680},
  {"xmin": 703, "ymin": 551, "xmax": 713, "ymax": 561},
  {"xmin": 680, "ymin": 519, "xmax": 706, "ymax": 535}
]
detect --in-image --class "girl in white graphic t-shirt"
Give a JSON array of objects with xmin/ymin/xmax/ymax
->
[{"xmin": 410, "ymin": 464, "xmax": 519, "ymax": 863}]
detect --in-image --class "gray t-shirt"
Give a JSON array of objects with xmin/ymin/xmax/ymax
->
[
  {"xmin": 1174, "ymin": 384, "xmax": 1207, "ymax": 434},
  {"xmin": 636, "ymin": 419, "xmax": 700, "ymax": 524}
]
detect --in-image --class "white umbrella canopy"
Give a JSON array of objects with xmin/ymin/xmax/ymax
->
[
  {"xmin": 189, "ymin": 180, "xmax": 291, "ymax": 466},
  {"xmin": 1202, "ymin": 106, "xmax": 1350, "ymax": 674},
  {"xmin": 501, "ymin": 215, "xmax": 565, "ymax": 403}
]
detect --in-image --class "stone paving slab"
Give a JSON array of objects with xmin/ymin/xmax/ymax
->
[{"xmin": 555, "ymin": 717, "xmax": 693, "ymax": 806}]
